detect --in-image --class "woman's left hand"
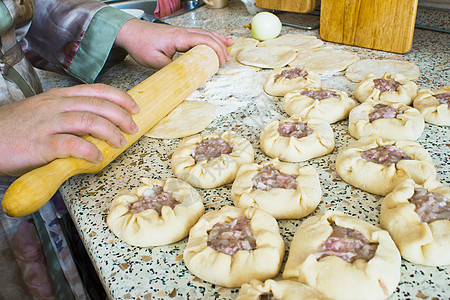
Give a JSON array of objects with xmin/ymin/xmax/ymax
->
[{"xmin": 114, "ymin": 18, "xmax": 234, "ymax": 69}]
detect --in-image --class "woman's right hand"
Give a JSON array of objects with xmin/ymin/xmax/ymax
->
[{"xmin": 0, "ymin": 83, "xmax": 140, "ymax": 176}]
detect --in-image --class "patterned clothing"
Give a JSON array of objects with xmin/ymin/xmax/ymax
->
[{"xmin": 0, "ymin": 0, "xmax": 134, "ymax": 298}]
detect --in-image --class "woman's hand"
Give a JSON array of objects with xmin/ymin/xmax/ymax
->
[
  {"xmin": 0, "ymin": 84, "xmax": 139, "ymax": 176},
  {"xmin": 114, "ymin": 19, "xmax": 234, "ymax": 69}
]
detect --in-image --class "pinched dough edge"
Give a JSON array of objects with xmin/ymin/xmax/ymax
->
[{"xmin": 263, "ymin": 67, "xmax": 321, "ymax": 97}]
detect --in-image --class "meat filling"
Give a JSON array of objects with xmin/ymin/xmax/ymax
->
[
  {"xmin": 129, "ymin": 186, "xmax": 179, "ymax": 214},
  {"xmin": 361, "ymin": 145, "xmax": 412, "ymax": 166},
  {"xmin": 435, "ymin": 92, "xmax": 450, "ymax": 105},
  {"xmin": 301, "ymin": 89, "xmax": 338, "ymax": 100},
  {"xmin": 192, "ymin": 138, "xmax": 233, "ymax": 162},
  {"xmin": 410, "ymin": 188, "xmax": 450, "ymax": 223},
  {"xmin": 252, "ymin": 164, "xmax": 297, "ymax": 191},
  {"xmin": 259, "ymin": 292, "xmax": 278, "ymax": 300},
  {"xmin": 278, "ymin": 121, "xmax": 313, "ymax": 139},
  {"xmin": 369, "ymin": 103, "xmax": 402, "ymax": 123},
  {"xmin": 317, "ymin": 223, "xmax": 378, "ymax": 263},
  {"xmin": 207, "ymin": 216, "xmax": 256, "ymax": 255},
  {"xmin": 373, "ymin": 78, "xmax": 401, "ymax": 92},
  {"xmin": 274, "ymin": 67, "xmax": 308, "ymax": 81}
]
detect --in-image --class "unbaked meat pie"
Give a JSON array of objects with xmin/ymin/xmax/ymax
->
[
  {"xmin": 435, "ymin": 92, "xmax": 450, "ymax": 105},
  {"xmin": 300, "ymin": 89, "xmax": 338, "ymax": 100},
  {"xmin": 275, "ymin": 67, "xmax": 308, "ymax": 81},
  {"xmin": 373, "ymin": 78, "xmax": 401, "ymax": 92},
  {"xmin": 369, "ymin": 104, "xmax": 402, "ymax": 123}
]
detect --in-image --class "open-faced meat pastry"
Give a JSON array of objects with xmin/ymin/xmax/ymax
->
[
  {"xmin": 171, "ymin": 131, "xmax": 254, "ymax": 188},
  {"xmin": 237, "ymin": 279, "xmax": 329, "ymax": 300},
  {"xmin": 260, "ymin": 115, "xmax": 334, "ymax": 162},
  {"xmin": 283, "ymin": 87, "xmax": 357, "ymax": 124},
  {"xmin": 348, "ymin": 101, "xmax": 424, "ymax": 141},
  {"xmin": 380, "ymin": 178, "xmax": 450, "ymax": 266},
  {"xmin": 107, "ymin": 178, "xmax": 204, "ymax": 247},
  {"xmin": 335, "ymin": 135, "xmax": 436, "ymax": 196},
  {"xmin": 183, "ymin": 206, "xmax": 284, "ymax": 288},
  {"xmin": 263, "ymin": 66, "xmax": 321, "ymax": 97},
  {"xmin": 231, "ymin": 159, "xmax": 321, "ymax": 219},
  {"xmin": 413, "ymin": 85, "xmax": 450, "ymax": 126},
  {"xmin": 283, "ymin": 211, "xmax": 401, "ymax": 300},
  {"xmin": 354, "ymin": 72, "xmax": 418, "ymax": 105}
]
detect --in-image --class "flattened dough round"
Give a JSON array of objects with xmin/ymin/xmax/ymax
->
[
  {"xmin": 348, "ymin": 101, "xmax": 424, "ymax": 141},
  {"xmin": 283, "ymin": 211, "xmax": 401, "ymax": 300},
  {"xmin": 145, "ymin": 101, "xmax": 216, "ymax": 139},
  {"xmin": 380, "ymin": 178, "xmax": 450, "ymax": 266},
  {"xmin": 237, "ymin": 279, "xmax": 329, "ymax": 300},
  {"xmin": 283, "ymin": 87, "xmax": 357, "ymax": 124},
  {"xmin": 260, "ymin": 116, "xmax": 335, "ymax": 162},
  {"xmin": 107, "ymin": 178, "xmax": 204, "ymax": 247},
  {"xmin": 237, "ymin": 46, "xmax": 296, "ymax": 69},
  {"xmin": 335, "ymin": 136, "xmax": 436, "ymax": 196},
  {"xmin": 258, "ymin": 33, "xmax": 323, "ymax": 51},
  {"xmin": 345, "ymin": 59, "xmax": 420, "ymax": 82},
  {"xmin": 289, "ymin": 47, "xmax": 359, "ymax": 75},
  {"xmin": 264, "ymin": 67, "xmax": 321, "ymax": 97},
  {"xmin": 413, "ymin": 85, "xmax": 450, "ymax": 126},
  {"xmin": 183, "ymin": 206, "xmax": 285, "ymax": 288},
  {"xmin": 171, "ymin": 131, "xmax": 254, "ymax": 188},
  {"xmin": 354, "ymin": 73, "xmax": 418, "ymax": 105},
  {"xmin": 231, "ymin": 159, "xmax": 321, "ymax": 219}
]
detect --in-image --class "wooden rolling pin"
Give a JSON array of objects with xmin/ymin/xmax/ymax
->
[{"xmin": 2, "ymin": 45, "xmax": 219, "ymax": 217}]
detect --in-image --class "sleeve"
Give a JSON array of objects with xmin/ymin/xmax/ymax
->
[{"xmin": 22, "ymin": 0, "xmax": 135, "ymax": 83}]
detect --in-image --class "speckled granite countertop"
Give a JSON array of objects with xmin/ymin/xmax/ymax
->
[{"xmin": 38, "ymin": 1, "xmax": 449, "ymax": 299}]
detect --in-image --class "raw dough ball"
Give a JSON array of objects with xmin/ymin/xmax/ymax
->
[
  {"xmin": 107, "ymin": 178, "xmax": 204, "ymax": 247},
  {"xmin": 171, "ymin": 131, "xmax": 254, "ymax": 188},
  {"xmin": 345, "ymin": 59, "xmax": 420, "ymax": 82},
  {"xmin": 264, "ymin": 66, "xmax": 321, "ymax": 97},
  {"xmin": 335, "ymin": 135, "xmax": 436, "ymax": 196},
  {"xmin": 237, "ymin": 279, "xmax": 329, "ymax": 300},
  {"xmin": 354, "ymin": 73, "xmax": 418, "ymax": 105},
  {"xmin": 283, "ymin": 87, "xmax": 357, "ymax": 124},
  {"xmin": 413, "ymin": 85, "xmax": 450, "ymax": 126},
  {"xmin": 380, "ymin": 178, "xmax": 450, "ymax": 266},
  {"xmin": 237, "ymin": 46, "xmax": 296, "ymax": 69},
  {"xmin": 289, "ymin": 47, "xmax": 359, "ymax": 75},
  {"xmin": 283, "ymin": 211, "xmax": 401, "ymax": 300},
  {"xmin": 348, "ymin": 101, "xmax": 424, "ymax": 141},
  {"xmin": 231, "ymin": 159, "xmax": 321, "ymax": 219},
  {"xmin": 183, "ymin": 205, "xmax": 285, "ymax": 288},
  {"xmin": 260, "ymin": 116, "xmax": 335, "ymax": 162},
  {"xmin": 257, "ymin": 33, "xmax": 323, "ymax": 51},
  {"xmin": 145, "ymin": 101, "xmax": 216, "ymax": 139}
]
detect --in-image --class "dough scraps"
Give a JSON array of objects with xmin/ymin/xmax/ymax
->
[
  {"xmin": 345, "ymin": 59, "xmax": 420, "ymax": 82},
  {"xmin": 145, "ymin": 100, "xmax": 216, "ymax": 139}
]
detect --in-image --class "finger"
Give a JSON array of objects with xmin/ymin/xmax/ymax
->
[
  {"xmin": 58, "ymin": 96, "xmax": 138, "ymax": 135},
  {"xmin": 52, "ymin": 111, "xmax": 128, "ymax": 149},
  {"xmin": 183, "ymin": 31, "xmax": 230, "ymax": 64},
  {"xmin": 46, "ymin": 134, "xmax": 104, "ymax": 164},
  {"xmin": 48, "ymin": 84, "xmax": 140, "ymax": 114}
]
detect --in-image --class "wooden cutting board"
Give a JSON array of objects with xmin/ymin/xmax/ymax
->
[
  {"xmin": 2, "ymin": 45, "xmax": 219, "ymax": 218},
  {"xmin": 320, "ymin": 0, "xmax": 418, "ymax": 53},
  {"xmin": 255, "ymin": 0, "xmax": 316, "ymax": 13}
]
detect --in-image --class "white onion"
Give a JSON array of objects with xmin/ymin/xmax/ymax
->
[{"xmin": 250, "ymin": 12, "xmax": 282, "ymax": 41}]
